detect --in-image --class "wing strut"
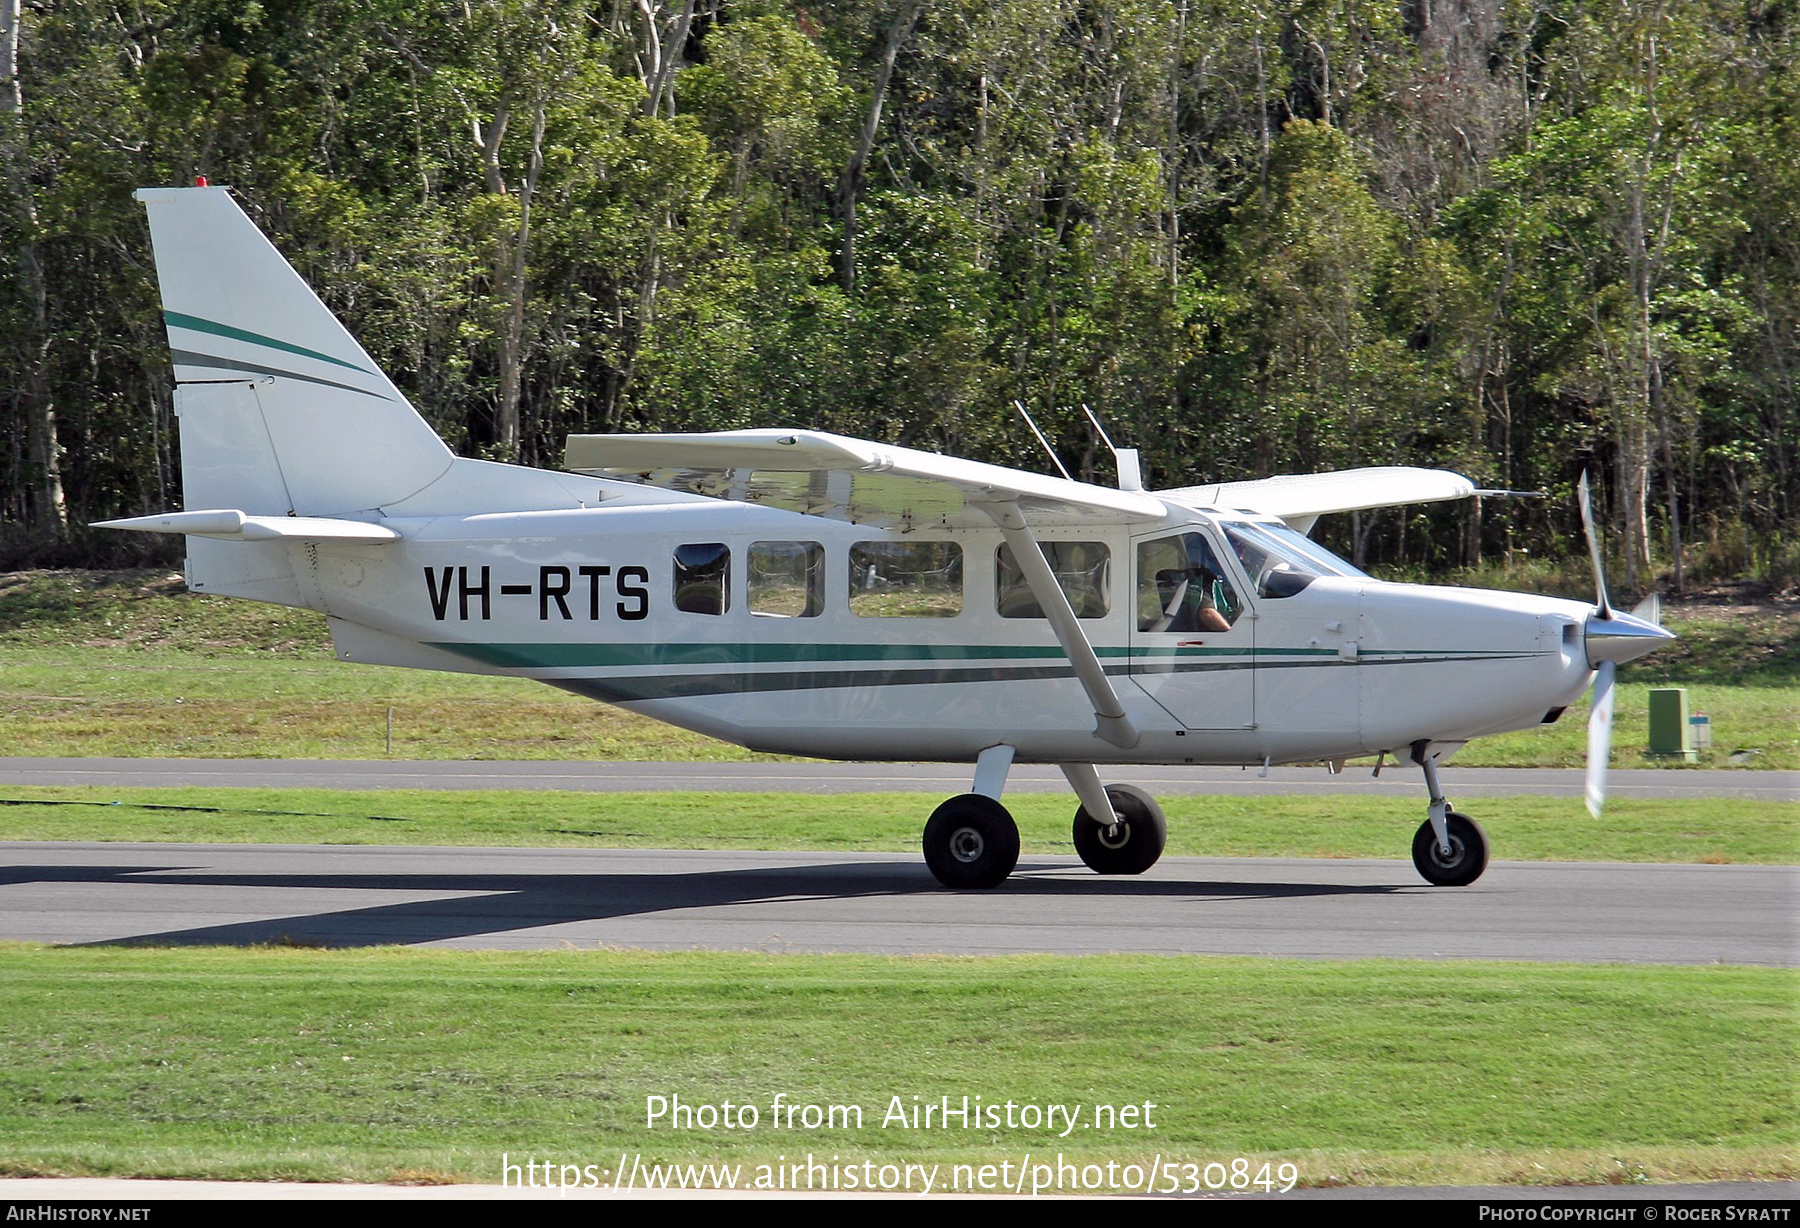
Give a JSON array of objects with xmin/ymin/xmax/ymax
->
[{"xmin": 979, "ymin": 501, "xmax": 1139, "ymax": 750}]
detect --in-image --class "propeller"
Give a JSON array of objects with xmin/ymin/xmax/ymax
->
[
  {"xmin": 1576, "ymin": 472, "xmax": 1676, "ymax": 817},
  {"xmin": 1584, "ymin": 661, "xmax": 1616, "ymax": 818},
  {"xmin": 1577, "ymin": 472, "xmax": 1613, "ymax": 622}
]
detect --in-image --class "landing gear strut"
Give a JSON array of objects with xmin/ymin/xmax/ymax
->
[
  {"xmin": 920, "ymin": 749, "xmax": 1171, "ymax": 888},
  {"xmin": 1409, "ymin": 742, "xmax": 1490, "ymax": 886}
]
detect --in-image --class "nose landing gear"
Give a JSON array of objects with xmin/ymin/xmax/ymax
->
[{"xmin": 1409, "ymin": 741, "xmax": 1490, "ymax": 886}]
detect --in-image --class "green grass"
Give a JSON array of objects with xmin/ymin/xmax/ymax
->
[
  {"xmin": 0, "ymin": 946, "xmax": 1790, "ymax": 1188},
  {"xmin": 0, "ymin": 645, "xmax": 754, "ymax": 761},
  {"xmin": 1438, "ymin": 681, "xmax": 1799, "ymax": 769},
  {"xmin": 1, "ymin": 787, "xmax": 1793, "ymax": 864}
]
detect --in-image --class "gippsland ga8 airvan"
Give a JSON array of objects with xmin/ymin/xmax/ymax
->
[{"xmin": 103, "ymin": 185, "xmax": 1673, "ymax": 890}]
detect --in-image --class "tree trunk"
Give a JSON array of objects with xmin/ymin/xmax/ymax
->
[
  {"xmin": 839, "ymin": 0, "xmax": 923, "ymax": 295},
  {"xmin": 1, "ymin": 0, "xmax": 66, "ymax": 532},
  {"xmin": 494, "ymin": 105, "xmax": 545, "ymax": 461},
  {"xmin": 640, "ymin": 0, "xmax": 695, "ymax": 118},
  {"xmin": 1657, "ymin": 366, "xmax": 1683, "ymax": 592}
]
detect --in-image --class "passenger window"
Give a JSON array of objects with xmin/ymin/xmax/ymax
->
[
  {"xmin": 995, "ymin": 542, "xmax": 1110, "ymax": 618},
  {"xmin": 673, "ymin": 542, "xmax": 730, "ymax": 615},
  {"xmin": 1136, "ymin": 533, "xmax": 1241, "ymax": 631},
  {"xmin": 849, "ymin": 541, "xmax": 962, "ymax": 618},
  {"xmin": 749, "ymin": 541, "xmax": 824, "ymax": 617}
]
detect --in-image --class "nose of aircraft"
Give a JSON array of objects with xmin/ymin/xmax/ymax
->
[{"xmin": 1585, "ymin": 609, "xmax": 1676, "ymax": 667}]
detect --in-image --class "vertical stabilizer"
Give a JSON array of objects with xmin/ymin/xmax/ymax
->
[{"xmin": 135, "ymin": 186, "xmax": 453, "ymax": 516}]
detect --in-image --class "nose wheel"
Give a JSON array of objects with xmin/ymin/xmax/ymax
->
[{"xmin": 1411, "ymin": 811, "xmax": 1488, "ymax": 886}]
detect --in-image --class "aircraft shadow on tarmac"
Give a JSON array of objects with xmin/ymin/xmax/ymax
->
[{"xmin": 5, "ymin": 859, "xmax": 1409, "ymax": 949}]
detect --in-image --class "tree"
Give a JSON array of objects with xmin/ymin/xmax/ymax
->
[{"xmin": 1, "ymin": 0, "xmax": 67, "ymax": 534}]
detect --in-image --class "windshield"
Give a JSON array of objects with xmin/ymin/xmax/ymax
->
[{"xmin": 1221, "ymin": 521, "xmax": 1367, "ymax": 598}]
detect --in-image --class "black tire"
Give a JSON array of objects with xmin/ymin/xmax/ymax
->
[
  {"xmin": 1411, "ymin": 811, "xmax": 1489, "ymax": 886},
  {"xmin": 923, "ymin": 794, "xmax": 1020, "ymax": 889},
  {"xmin": 1072, "ymin": 784, "xmax": 1168, "ymax": 875}
]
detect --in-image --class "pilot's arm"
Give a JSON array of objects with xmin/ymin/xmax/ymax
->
[{"xmin": 1191, "ymin": 571, "xmax": 1231, "ymax": 633}]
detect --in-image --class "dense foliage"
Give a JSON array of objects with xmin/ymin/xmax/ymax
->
[{"xmin": 2, "ymin": 0, "xmax": 1794, "ymax": 582}]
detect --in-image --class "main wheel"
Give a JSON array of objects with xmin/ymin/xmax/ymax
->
[
  {"xmin": 1411, "ymin": 811, "xmax": 1489, "ymax": 886},
  {"xmin": 1072, "ymin": 784, "xmax": 1167, "ymax": 875},
  {"xmin": 923, "ymin": 794, "xmax": 1020, "ymax": 889}
]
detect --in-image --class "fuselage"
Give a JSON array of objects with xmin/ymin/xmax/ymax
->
[{"xmin": 278, "ymin": 477, "xmax": 1598, "ymax": 768}]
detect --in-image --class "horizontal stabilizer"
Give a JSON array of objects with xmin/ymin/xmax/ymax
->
[{"xmin": 94, "ymin": 509, "xmax": 399, "ymax": 544}]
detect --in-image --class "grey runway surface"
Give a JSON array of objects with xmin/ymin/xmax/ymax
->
[
  {"xmin": 3, "ymin": 842, "xmax": 1792, "ymax": 964},
  {"xmin": 2, "ymin": 757, "xmax": 1794, "ymax": 798}
]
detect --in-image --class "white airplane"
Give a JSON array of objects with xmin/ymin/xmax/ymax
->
[{"xmin": 101, "ymin": 185, "xmax": 1674, "ymax": 889}]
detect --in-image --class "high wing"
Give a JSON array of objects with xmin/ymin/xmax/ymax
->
[
  {"xmin": 563, "ymin": 429, "xmax": 1167, "ymax": 529},
  {"xmin": 566, "ymin": 427, "xmax": 1166, "ymax": 750},
  {"xmin": 1158, "ymin": 466, "xmax": 1477, "ymax": 533},
  {"xmin": 567, "ymin": 431, "xmax": 1474, "ymax": 535}
]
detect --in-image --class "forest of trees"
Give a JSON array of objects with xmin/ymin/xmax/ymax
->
[{"xmin": 2, "ymin": 0, "xmax": 1794, "ymax": 587}]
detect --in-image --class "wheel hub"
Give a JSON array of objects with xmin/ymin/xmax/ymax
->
[
  {"xmin": 949, "ymin": 826, "xmax": 986, "ymax": 863},
  {"xmin": 1097, "ymin": 822, "xmax": 1130, "ymax": 850}
]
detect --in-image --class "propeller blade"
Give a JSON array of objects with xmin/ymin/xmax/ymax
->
[
  {"xmin": 1576, "ymin": 471, "xmax": 1614, "ymax": 620},
  {"xmin": 1585, "ymin": 659, "xmax": 1616, "ymax": 818}
]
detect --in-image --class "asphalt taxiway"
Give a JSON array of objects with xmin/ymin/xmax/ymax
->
[
  {"xmin": 2, "ymin": 842, "xmax": 1791, "ymax": 964},
  {"xmin": 2, "ymin": 759, "xmax": 1791, "ymax": 962}
]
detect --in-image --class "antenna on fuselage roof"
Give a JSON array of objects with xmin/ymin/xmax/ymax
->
[
  {"xmin": 1080, "ymin": 403, "xmax": 1144, "ymax": 493},
  {"xmin": 1012, "ymin": 400, "xmax": 1073, "ymax": 481}
]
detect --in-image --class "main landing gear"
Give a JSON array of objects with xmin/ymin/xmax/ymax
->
[
  {"xmin": 921, "ymin": 747, "xmax": 1169, "ymax": 889},
  {"xmin": 1072, "ymin": 784, "xmax": 1167, "ymax": 876},
  {"xmin": 921, "ymin": 743, "xmax": 1494, "ymax": 889},
  {"xmin": 1409, "ymin": 741, "xmax": 1490, "ymax": 886},
  {"xmin": 923, "ymin": 794, "xmax": 1020, "ymax": 889}
]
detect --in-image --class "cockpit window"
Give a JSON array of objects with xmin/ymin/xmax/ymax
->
[
  {"xmin": 1136, "ymin": 533, "xmax": 1242, "ymax": 631},
  {"xmin": 1222, "ymin": 521, "xmax": 1365, "ymax": 599}
]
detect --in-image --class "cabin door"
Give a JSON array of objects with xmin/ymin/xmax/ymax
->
[{"xmin": 1126, "ymin": 528, "xmax": 1256, "ymax": 730}]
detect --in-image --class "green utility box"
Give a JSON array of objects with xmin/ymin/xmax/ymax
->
[{"xmin": 1647, "ymin": 687, "xmax": 1698, "ymax": 761}]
